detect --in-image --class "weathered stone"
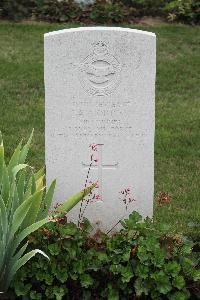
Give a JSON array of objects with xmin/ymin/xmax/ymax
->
[{"xmin": 45, "ymin": 27, "xmax": 156, "ymax": 231}]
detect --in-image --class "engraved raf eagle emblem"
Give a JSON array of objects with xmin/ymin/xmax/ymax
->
[
  {"xmin": 79, "ymin": 41, "xmax": 121, "ymax": 96},
  {"xmin": 84, "ymin": 63, "xmax": 115, "ymax": 84}
]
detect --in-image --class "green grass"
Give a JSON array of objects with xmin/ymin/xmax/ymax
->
[{"xmin": 0, "ymin": 22, "xmax": 200, "ymax": 239}]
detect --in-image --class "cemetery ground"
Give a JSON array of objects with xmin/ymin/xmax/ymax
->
[{"xmin": 0, "ymin": 22, "xmax": 200, "ymax": 241}]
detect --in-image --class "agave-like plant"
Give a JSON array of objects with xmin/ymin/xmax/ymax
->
[{"xmin": 0, "ymin": 131, "xmax": 95, "ymax": 292}]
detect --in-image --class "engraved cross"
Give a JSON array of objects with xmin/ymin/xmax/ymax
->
[{"xmin": 82, "ymin": 144, "xmax": 118, "ymax": 201}]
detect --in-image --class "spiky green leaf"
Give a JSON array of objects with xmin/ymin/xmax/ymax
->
[
  {"xmin": 21, "ymin": 190, "xmax": 44, "ymax": 229},
  {"xmin": 0, "ymin": 134, "xmax": 4, "ymax": 186},
  {"xmin": 56, "ymin": 183, "xmax": 96, "ymax": 215},
  {"xmin": 1, "ymin": 164, "xmax": 10, "ymax": 205},
  {"xmin": 9, "ymin": 194, "xmax": 36, "ymax": 238},
  {"xmin": 19, "ymin": 129, "xmax": 34, "ymax": 164},
  {"xmin": 7, "ymin": 141, "xmax": 22, "ymax": 179},
  {"xmin": 38, "ymin": 179, "xmax": 56, "ymax": 220},
  {"xmin": 5, "ymin": 249, "xmax": 49, "ymax": 291}
]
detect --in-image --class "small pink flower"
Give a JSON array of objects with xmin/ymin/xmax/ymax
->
[
  {"xmin": 95, "ymin": 181, "xmax": 99, "ymax": 188},
  {"xmin": 53, "ymin": 202, "xmax": 61, "ymax": 209},
  {"xmin": 119, "ymin": 187, "xmax": 136, "ymax": 210},
  {"xmin": 96, "ymin": 194, "xmax": 101, "ymax": 200},
  {"xmin": 89, "ymin": 144, "xmax": 98, "ymax": 151}
]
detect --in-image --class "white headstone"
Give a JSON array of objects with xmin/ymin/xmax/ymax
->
[{"xmin": 45, "ymin": 27, "xmax": 156, "ymax": 231}]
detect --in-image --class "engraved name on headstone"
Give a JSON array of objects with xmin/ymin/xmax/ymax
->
[{"xmin": 45, "ymin": 27, "xmax": 156, "ymax": 231}]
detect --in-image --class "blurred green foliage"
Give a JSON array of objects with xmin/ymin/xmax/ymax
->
[{"xmin": 0, "ymin": 0, "xmax": 199, "ymax": 24}]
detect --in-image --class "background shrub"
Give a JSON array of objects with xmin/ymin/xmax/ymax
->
[
  {"xmin": 164, "ymin": 0, "xmax": 200, "ymax": 24},
  {"xmin": 0, "ymin": 0, "xmax": 36, "ymax": 21},
  {"xmin": 0, "ymin": 0, "xmax": 199, "ymax": 24},
  {"xmin": 35, "ymin": 0, "xmax": 82, "ymax": 23},
  {"xmin": 88, "ymin": 0, "xmax": 125, "ymax": 24},
  {"xmin": 120, "ymin": 0, "xmax": 170, "ymax": 16}
]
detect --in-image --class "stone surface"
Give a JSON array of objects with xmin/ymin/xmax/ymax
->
[
  {"xmin": 74, "ymin": 0, "xmax": 95, "ymax": 6},
  {"xmin": 44, "ymin": 27, "xmax": 156, "ymax": 231}
]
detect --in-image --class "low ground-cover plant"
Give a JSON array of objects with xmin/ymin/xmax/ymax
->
[
  {"xmin": 0, "ymin": 131, "xmax": 95, "ymax": 294},
  {"xmin": 12, "ymin": 211, "xmax": 200, "ymax": 300}
]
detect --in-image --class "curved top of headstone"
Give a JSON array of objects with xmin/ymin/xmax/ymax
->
[{"xmin": 44, "ymin": 26, "xmax": 155, "ymax": 38}]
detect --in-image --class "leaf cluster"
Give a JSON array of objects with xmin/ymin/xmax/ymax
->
[{"xmin": 12, "ymin": 212, "xmax": 200, "ymax": 300}]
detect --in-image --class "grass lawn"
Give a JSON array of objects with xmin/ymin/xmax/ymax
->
[{"xmin": 0, "ymin": 21, "xmax": 199, "ymax": 239}]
